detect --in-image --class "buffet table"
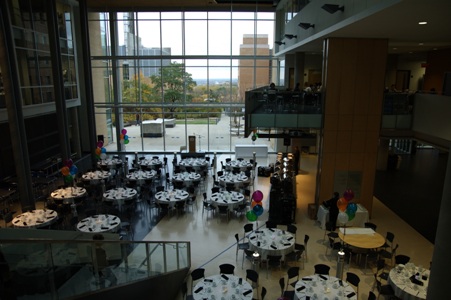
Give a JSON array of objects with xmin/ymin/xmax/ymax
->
[{"xmin": 317, "ymin": 203, "xmax": 369, "ymax": 229}]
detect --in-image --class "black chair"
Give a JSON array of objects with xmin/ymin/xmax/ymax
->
[
  {"xmin": 181, "ymin": 281, "xmax": 194, "ymax": 300},
  {"xmin": 379, "ymin": 243, "xmax": 399, "ymax": 266},
  {"xmin": 382, "ymin": 231, "xmax": 395, "ymax": 250},
  {"xmin": 243, "ymin": 223, "xmax": 254, "ymax": 240},
  {"xmin": 235, "ymin": 233, "xmax": 249, "ymax": 261},
  {"xmin": 219, "ymin": 263, "xmax": 235, "ymax": 275},
  {"xmin": 374, "ymin": 274, "xmax": 395, "ymax": 299},
  {"xmin": 278, "ymin": 277, "xmax": 295, "ymax": 300},
  {"xmin": 266, "ymin": 255, "xmax": 282, "ymax": 278},
  {"xmin": 287, "ymin": 224, "xmax": 297, "ymax": 235},
  {"xmin": 202, "ymin": 200, "xmax": 215, "ymax": 218},
  {"xmin": 246, "ymin": 269, "xmax": 259, "ymax": 298},
  {"xmin": 265, "ymin": 220, "xmax": 276, "ymax": 229},
  {"xmin": 323, "ymin": 221, "xmax": 338, "ymax": 242},
  {"xmin": 259, "ymin": 286, "xmax": 267, "ymax": 300},
  {"xmin": 190, "ymin": 268, "xmax": 205, "ymax": 293},
  {"xmin": 325, "ymin": 236, "xmax": 342, "ymax": 259},
  {"xmin": 365, "ymin": 222, "xmax": 377, "ymax": 231},
  {"xmin": 314, "ymin": 264, "xmax": 330, "ymax": 275},
  {"xmin": 395, "ymin": 254, "xmax": 410, "ymax": 265},
  {"xmin": 286, "ymin": 266, "xmax": 300, "ymax": 290},
  {"xmin": 368, "ymin": 291, "xmax": 376, "ymax": 300},
  {"xmin": 345, "ymin": 272, "xmax": 360, "ymax": 298},
  {"xmin": 295, "ymin": 234, "xmax": 310, "ymax": 262},
  {"xmin": 217, "ymin": 205, "xmax": 230, "ymax": 222}
]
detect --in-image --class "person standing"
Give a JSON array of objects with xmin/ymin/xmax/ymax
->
[
  {"xmin": 135, "ymin": 113, "xmax": 140, "ymax": 126},
  {"xmin": 323, "ymin": 192, "xmax": 340, "ymax": 230},
  {"xmin": 293, "ymin": 146, "xmax": 300, "ymax": 175}
]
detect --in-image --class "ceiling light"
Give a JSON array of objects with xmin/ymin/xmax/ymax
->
[
  {"xmin": 419, "ymin": 43, "xmax": 424, "ymax": 45},
  {"xmin": 284, "ymin": 34, "xmax": 297, "ymax": 39},
  {"xmin": 418, "ymin": 21, "xmax": 427, "ymax": 25},
  {"xmin": 298, "ymin": 23, "xmax": 315, "ymax": 30},
  {"xmin": 274, "ymin": 41, "xmax": 285, "ymax": 45},
  {"xmin": 321, "ymin": 4, "xmax": 345, "ymax": 14}
]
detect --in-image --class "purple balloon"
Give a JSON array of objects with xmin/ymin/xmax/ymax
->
[{"xmin": 252, "ymin": 190, "xmax": 264, "ymax": 202}]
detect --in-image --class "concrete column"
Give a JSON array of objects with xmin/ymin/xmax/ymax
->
[
  {"xmin": 294, "ymin": 52, "xmax": 305, "ymax": 88},
  {"xmin": 376, "ymin": 139, "xmax": 390, "ymax": 170},
  {"xmin": 427, "ymin": 145, "xmax": 451, "ymax": 299}
]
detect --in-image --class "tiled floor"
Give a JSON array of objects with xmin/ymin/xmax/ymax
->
[{"xmin": 141, "ymin": 153, "xmax": 434, "ymax": 300}]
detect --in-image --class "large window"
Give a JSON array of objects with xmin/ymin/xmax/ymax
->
[{"xmin": 89, "ymin": 10, "xmax": 277, "ymax": 153}]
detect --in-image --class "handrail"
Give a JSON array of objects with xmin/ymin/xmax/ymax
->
[{"xmin": 0, "ymin": 237, "xmax": 191, "ymax": 299}]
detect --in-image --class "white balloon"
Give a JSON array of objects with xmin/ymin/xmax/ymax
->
[
  {"xmin": 100, "ymin": 153, "xmax": 107, "ymax": 159},
  {"xmin": 337, "ymin": 211, "xmax": 349, "ymax": 224}
]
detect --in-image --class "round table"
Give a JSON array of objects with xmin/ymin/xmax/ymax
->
[
  {"xmin": 225, "ymin": 160, "xmax": 252, "ymax": 172},
  {"xmin": 192, "ymin": 274, "xmax": 253, "ymax": 300},
  {"xmin": 137, "ymin": 158, "xmax": 162, "ymax": 170},
  {"xmin": 178, "ymin": 158, "xmax": 208, "ymax": 172},
  {"xmin": 82, "ymin": 170, "xmax": 111, "ymax": 184},
  {"xmin": 294, "ymin": 274, "xmax": 357, "ymax": 300},
  {"xmin": 388, "ymin": 263, "xmax": 429, "ymax": 300},
  {"xmin": 155, "ymin": 189, "xmax": 189, "ymax": 208},
  {"xmin": 126, "ymin": 170, "xmax": 157, "ymax": 185},
  {"xmin": 12, "ymin": 209, "xmax": 58, "ymax": 228},
  {"xmin": 218, "ymin": 173, "xmax": 249, "ymax": 188},
  {"xmin": 248, "ymin": 228, "xmax": 295, "ymax": 260},
  {"xmin": 172, "ymin": 172, "xmax": 202, "ymax": 187},
  {"xmin": 76, "ymin": 214, "xmax": 121, "ymax": 233},
  {"xmin": 103, "ymin": 187, "xmax": 137, "ymax": 210},
  {"xmin": 211, "ymin": 191, "xmax": 246, "ymax": 211},
  {"xmin": 50, "ymin": 187, "xmax": 87, "ymax": 204},
  {"xmin": 97, "ymin": 158, "xmax": 123, "ymax": 169},
  {"xmin": 338, "ymin": 227, "xmax": 385, "ymax": 249}
]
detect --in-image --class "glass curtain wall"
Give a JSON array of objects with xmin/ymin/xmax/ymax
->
[{"xmin": 89, "ymin": 9, "xmax": 276, "ymax": 153}]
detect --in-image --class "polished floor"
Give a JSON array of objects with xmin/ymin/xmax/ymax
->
[
  {"xmin": 139, "ymin": 153, "xmax": 434, "ymax": 300},
  {"xmin": 6, "ymin": 152, "xmax": 435, "ymax": 299}
]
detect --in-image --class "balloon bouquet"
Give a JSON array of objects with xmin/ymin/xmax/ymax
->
[
  {"xmin": 246, "ymin": 190, "xmax": 264, "ymax": 223},
  {"xmin": 119, "ymin": 128, "xmax": 129, "ymax": 146},
  {"xmin": 336, "ymin": 189, "xmax": 358, "ymax": 225},
  {"xmin": 95, "ymin": 140, "xmax": 107, "ymax": 160},
  {"xmin": 60, "ymin": 159, "xmax": 78, "ymax": 185}
]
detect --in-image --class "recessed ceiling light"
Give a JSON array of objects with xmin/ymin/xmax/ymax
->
[
  {"xmin": 419, "ymin": 43, "xmax": 424, "ymax": 45},
  {"xmin": 393, "ymin": 47, "xmax": 397, "ymax": 50},
  {"xmin": 418, "ymin": 21, "xmax": 427, "ymax": 25}
]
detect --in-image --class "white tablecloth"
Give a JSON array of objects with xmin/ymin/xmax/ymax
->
[
  {"xmin": 317, "ymin": 204, "xmax": 369, "ymax": 229},
  {"xmin": 192, "ymin": 274, "xmax": 253, "ymax": 300},
  {"xmin": 12, "ymin": 209, "xmax": 58, "ymax": 229},
  {"xmin": 218, "ymin": 173, "xmax": 249, "ymax": 188},
  {"xmin": 211, "ymin": 191, "xmax": 246, "ymax": 211},
  {"xmin": 178, "ymin": 158, "xmax": 208, "ymax": 172},
  {"xmin": 388, "ymin": 263, "xmax": 429, "ymax": 300},
  {"xmin": 155, "ymin": 189, "xmax": 190, "ymax": 208},
  {"xmin": 103, "ymin": 187, "xmax": 137, "ymax": 209},
  {"xmin": 82, "ymin": 170, "xmax": 111, "ymax": 183},
  {"xmin": 172, "ymin": 172, "xmax": 202, "ymax": 186},
  {"xmin": 248, "ymin": 228, "xmax": 295, "ymax": 260},
  {"xmin": 126, "ymin": 170, "xmax": 156, "ymax": 185},
  {"xmin": 97, "ymin": 158, "xmax": 123, "ymax": 169},
  {"xmin": 137, "ymin": 158, "xmax": 162, "ymax": 170},
  {"xmin": 225, "ymin": 160, "xmax": 252, "ymax": 171},
  {"xmin": 76, "ymin": 214, "xmax": 121, "ymax": 233},
  {"xmin": 295, "ymin": 274, "xmax": 357, "ymax": 300},
  {"xmin": 51, "ymin": 187, "xmax": 87, "ymax": 204}
]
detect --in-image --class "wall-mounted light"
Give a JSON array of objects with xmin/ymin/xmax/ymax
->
[
  {"xmin": 284, "ymin": 34, "xmax": 297, "ymax": 39},
  {"xmin": 274, "ymin": 41, "xmax": 285, "ymax": 45},
  {"xmin": 298, "ymin": 23, "xmax": 315, "ymax": 30},
  {"xmin": 321, "ymin": 4, "xmax": 345, "ymax": 14}
]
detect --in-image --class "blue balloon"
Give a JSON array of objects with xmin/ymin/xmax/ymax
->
[
  {"xmin": 101, "ymin": 147, "xmax": 107, "ymax": 153},
  {"xmin": 124, "ymin": 135, "xmax": 129, "ymax": 140},
  {"xmin": 347, "ymin": 203, "xmax": 357, "ymax": 213},
  {"xmin": 69, "ymin": 165, "xmax": 78, "ymax": 175},
  {"xmin": 253, "ymin": 205, "xmax": 264, "ymax": 216}
]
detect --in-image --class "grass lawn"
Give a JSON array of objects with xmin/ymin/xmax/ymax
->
[{"xmin": 175, "ymin": 118, "xmax": 219, "ymax": 125}]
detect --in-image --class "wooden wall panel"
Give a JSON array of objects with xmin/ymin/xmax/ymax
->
[{"xmin": 318, "ymin": 38, "xmax": 388, "ymax": 215}]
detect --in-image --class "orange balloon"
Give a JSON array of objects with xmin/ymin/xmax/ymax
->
[
  {"xmin": 95, "ymin": 147, "xmax": 101, "ymax": 155},
  {"xmin": 251, "ymin": 201, "xmax": 262, "ymax": 208},
  {"xmin": 337, "ymin": 197, "xmax": 348, "ymax": 212},
  {"xmin": 61, "ymin": 166, "xmax": 70, "ymax": 176}
]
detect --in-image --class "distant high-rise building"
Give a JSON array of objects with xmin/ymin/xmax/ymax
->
[
  {"xmin": 121, "ymin": 13, "xmax": 171, "ymax": 79},
  {"xmin": 238, "ymin": 34, "xmax": 271, "ymax": 101}
]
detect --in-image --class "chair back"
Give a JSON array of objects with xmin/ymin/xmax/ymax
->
[
  {"xmin": 219, "ymin": 263, "xmax": 235, "ymax": 275},
  {"xmin": 395, "ymin": 254, "xmax": 410, "ymax": 265},
  {"xmin": 314, "ymin": 264, "xmax": 330, "ymax": 275}
]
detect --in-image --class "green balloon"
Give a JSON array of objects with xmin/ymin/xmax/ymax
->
[{"xmin": 246, "ymin": 210, "xmax": 257, "ymax": 222}]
